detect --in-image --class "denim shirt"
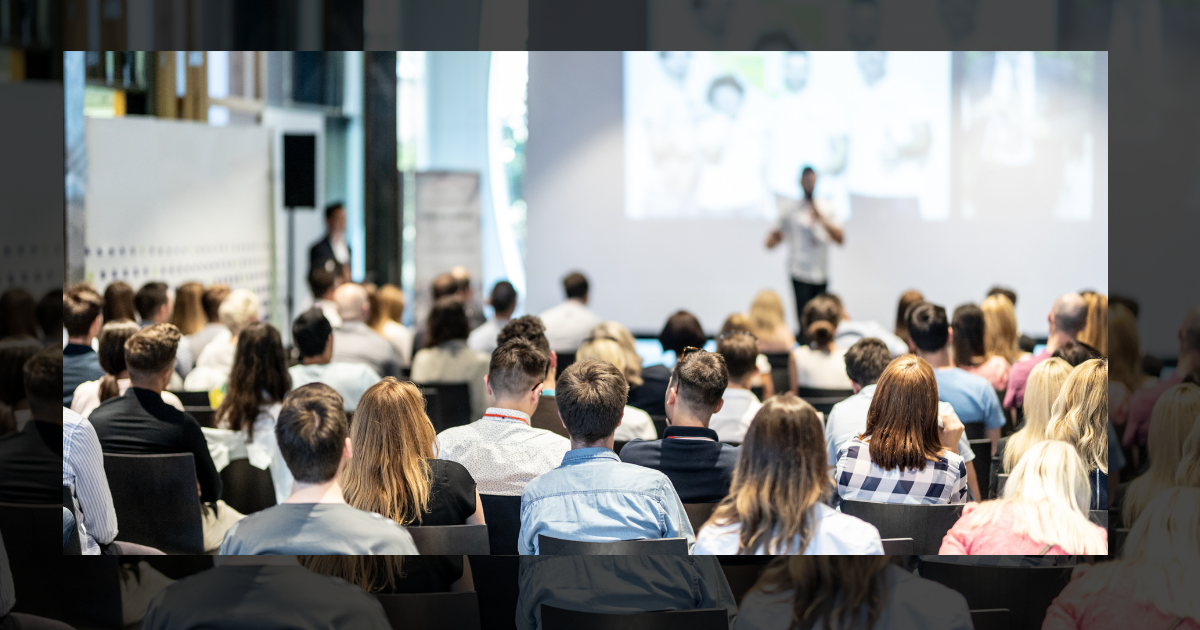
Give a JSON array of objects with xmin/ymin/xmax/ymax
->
[{"xmin": 518, "ymin": 447, "xmax": 695, "ymax": 555}]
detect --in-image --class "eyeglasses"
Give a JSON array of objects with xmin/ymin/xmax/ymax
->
[
  {"xmin": 680, "ymin": 346, "xmax": 705, "ymax": 360},
  {"xmin": 717, "ymin": 329, "xmax": 756, "ymax": 342}
]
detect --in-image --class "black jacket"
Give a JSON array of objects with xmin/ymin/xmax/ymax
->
[
  {"xmin": 618, "ymin": 425, "xmax": 739, "ymax": 503},
  {"xmin": 309, "ymin": 236, "xmax": 349, "ymax": 274}
]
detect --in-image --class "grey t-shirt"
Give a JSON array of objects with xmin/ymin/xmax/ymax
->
[{"xmin": 219, "ymin": 503, "xmax": 418, "ymax": 555}]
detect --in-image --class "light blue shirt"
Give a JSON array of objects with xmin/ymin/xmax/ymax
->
[
  {"xmin": 518, "ymin": 447, "xmax": 694, "ymax": 555},
  {"xmin": 288, "ymin": 362, "xmax": 381, "ymax": 412},
  {"xmin": 934, "ymin": 367, "xmax": 1006, "ymax": 429},
  {"xmin": 63, "ymin": 407, "xmax": 119, "ymax": 555}
]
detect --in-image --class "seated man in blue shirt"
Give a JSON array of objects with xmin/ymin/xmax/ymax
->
[
  {"xmin": 518, "ymin": 359, "xmax": 693, "ymax": 555},
  {"xmin": 62, "ymin": 283, "xmax": 106, "ymax": 406},
  {"xmin": 619, "ymin": 348, "xmax": 739, "ymax": 503}
]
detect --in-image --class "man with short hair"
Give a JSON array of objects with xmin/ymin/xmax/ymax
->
[
  {"xmin": 219, "ymin": 383, "xmax": 417, "ymax": 555},
  {"xmin": 1003, "ymin": 292, "xmax": 1089, "ymax": 410},
  {"xmin": 309, "ymin": 202, "xmax": 351, "ymax": 280},
  {"xmin": 330, "ymin": 283, "xmax": 401, "ymax": 377},
  {"xmin": 288, "ymin": 309, "xmax": 381, "ymax": 412},
  {"xmin": 468, "ymin": 280, "xmax": 518, "ymax": 355},
  {"xmin": 62, "ymin": 283, "xmax": 106, "ymax": 405},
  {"xmin": 437, "ymin": 338, "xmax": 570, "ymax": 496},
  {"xmin": 0, "ymin": 347, "xmax": 68, "ymax": 504},
  {"xmin": 134, "ymin": 281, "xmax": 194, "ymax": 378},
  {"xmin": 708, "ymin": 332, "xmax": 764, "ymax": 443},
  {"xmin": 539, "ymin": 271, "xmax": 602, "ymax": 354},
  {"xmin": 620, "ymin": 350, "xmax": 739, "ymax": 503},
  {"xmin": 35, "ymin": 287, "xmax": 62, "ymax": 345},
  {"xmin": 518, "ymin": 360, "xmax": 693, "ymax": 554},
  {"xmin": 630, "ymin": 311, "xmax": 709, "ymax": 416},
  {"xmin": 307, "ymin": 265, "xmax": 343, "ymax": 329},
  {"xmin": 499, "ymin": 316, "xmax": 562, "ymax": 433},
  {"xmin": 187, "ymin": 284, "xmax": 230, "ymax": 359}
]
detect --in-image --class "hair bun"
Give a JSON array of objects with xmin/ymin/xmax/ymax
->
[{"xmin": 808, "ymin": 320, "xmax": 835, "ymax": 347}]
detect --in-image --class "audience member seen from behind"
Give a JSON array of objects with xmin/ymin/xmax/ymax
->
[
  {"xmin": 620, "ymin": 349, "xmax": 738, "ymax": 503},
  {"xmin": 575, "ymin": 337, "xmax": 656, "ymax": 441},
  {"xmin": 308, "ymin": 264, "xmax": 344, "ymax": 329},
  {"xmin": 748, "ymin": 290, "xmax": 797, "ymax": 354},
  {"xmin": 437, "ymin": 338, "xmax": 570, "ymax": 497},
  {"xmin": 1124, "ymin": 305, "xmax": 1200, "ymax": 449},
  {"xmin": 1108, "ymin": 303, "xmax": 1156, "ymax": 431},
  {"xmin": 35, "ymin": 287, "xmax": 62, "ymax": 344},
  {"xmin": 790, "ymin": 294, "xmax": 853, "ymax": 390},
  {"xmin": 695, "ymin": 395, "xmax": 883, "ymax": 555},
  {"xmin": 184, "ymin": 288, "xmax": 262, "ymax": 392},
  {"xmin": 0, "ymin": 338, "xmax": 40, "ymax": 434},
  {"xmin": 1053, "ymin": 339, "xmax": 1104, "ymax": 367},
  {"xmin": 830, "ymin": 294, "xmax": 910, "ymax": 358},
  {"xmin": 1045, "ymin": 358, "xmax": 1111, "ymax": 510},
  {"xmin": 330, "ymin": 283, "xmax": 402, "ymax": 378},
  {"xmin": 1004, "ymin": 292, "xmax": 1088, "ymax": 410},
  {"xmin": 940, "ymin": 441, "xmax": 1107, "ymax": 555},
  {"xmin": 342, "ymin": 378, "xmax": 483, "ymax": 527},
  {"xmin": 0, "ymin": 347, "xmax": 70, "ymax": 504},
  {"xmin": 70, "ymin": 320, "xmax": 185, "ymax": 417},
  {"xmin": 951, "ymin": 303, "xmax": 1011, "ymax": 392},
  {"xmin": 0, "ymin": 288, "xmax": 37, "ymax": 340},
  {"xmin": 1121, "ymin": 383, "xmax": 1200, "ymax": 527},
  {"xmin": 980, "ymin": 293, "xmax": 1028, "ymax": 366},
  {"xmin": 995, "ymin": 357, "xmax": 1072, "ymax": 482},
  {"xmin": 1175, "ymin": 414, "xmax": 1200, "ymax": 486},
  {"xmin": 518, "ymin": 359, "xmax": 693, "ymax": 554},
  {"xmin": 218, "ymin": 383, "xmax": 417, "ymax": 555},
  {"xmin": 289, "ymin": 309, "xmax": 381, "ymax": 413},
  {"xmin": 591, "ymin": 320, "xmax": 648, "ymax": 394},
  {"xmin": 135, "ymin": 281, "xmax": 194, "ymax": 378},
  {"xmin": 468, "ymin": 280, "xmax": 517, "ymax": 355},
  {"xmin": 629, "ymin": 311, "xmax": 708, "ymax": 416},
  {"xmin": 169, "ymin": 282, "xmax": 206, "ymax": 337},
  {"xmin": 498, "ymin": 316, "xmax": 561, "ymax": 430},
  {"xmin": 62, "ymin": 283, "xmax": 106, "ymax": 406},
  {"xmin": 735, "ymin": 557, "xmax": 973, "ymax": 630},
  {"xmin": 835, "ymin": 355, "xmax": 969, "ymax": 505},
  {"xmin": 368, "ymin": 284, "xmax": 414, "ymax": 368},
  {"xmin": 187, "ymin": 284, "xmax": 230, "ymax": 360},
  {"xmin": 102, "ymin": 281, "xmax": 138, "ymax": 324},
  {"xmin": 720, "ymin": 314, "xmax": 775, "ymax": 397},
  {"xmin": 539, "ymin": 271, "xmax": 602, "ymax": 354},
  {"xmin": 1077, "ymin": 291, "xmax": 1109, "ymax": 356},
  {"xmin": 893, "ymin": 289, "xmax": 925, "ymax": 347},
  {"xmin": 410, "ymin": 296, "xmax": 491, "ymax": 421},
  {"xmin": 709, "ymin": 330, "xmax": 765, "ymax": 443}
]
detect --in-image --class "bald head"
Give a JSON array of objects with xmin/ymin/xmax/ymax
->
[
  {"xmin": 333, "ymin": 283, "xmax": 369, "ymax": 322},
  {"xmin": 1050, "ymin": 293, "xmax": 1088, "ymax": 337}
]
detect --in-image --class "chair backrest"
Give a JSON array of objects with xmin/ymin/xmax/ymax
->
[
  {"xmin": 764, "ymin": 353, "xmax": 791, "ymax": 398},
  {"xmin": 186, "ymin": 407, "xmax": 215, "ymax": 428},
  {"xmin": 62, "ymin": 485, "xmax": 82, "ymax": 555},
  {"xmin": 969, "ymin": 609, "xmax": 1012, "ymax": 630},
  {"xmin": 650, "ymin": 415, "xmax": 668, "ymax": 439},
  {"xmin": 0, "ymin": 503, "xmax": 63, "ymax": 566},
  {"xmin": 968, "ymin": 439, "xmax": 993, "ymax": 501},
  {"xmin": 795, "ymin": 387, "xmax": 854, "ymax": 415},
  {"xmin": 1089, "ymin": 510, "xmax": 1108, "ymax": 529},
  {"xmin": 840, "ymin": 500, "xmax": 964, "ymax": 555},
  {"xmin": 556, "ymin": 352, "xmax": 578, "ymax": 374},
  {"xmin": 170, "ymin": 390, "xmax": 212, "ymax": 407},
  {"xmin": 613, "ymin": 440, "xmax": 628, "ymax": 455},
  {"xmin": 471, "ymin": 556, "xmax": 521, "ymax": 630},
  {"xmin": 683, "ymin": 503, "xmax": 718, "ymax": 532},
  {"xmin": 538, "ymin": 535, "xmax": 688, "ymax": 556},
  {"xmin": 881, "ymin": 537, "xmax": 915, "ymax": 555},
  {"xmin": 408, "ymin": 524, "xmax": 491, "ymax": 555},
  {"xmin": 530, "ymin": 395, "xmax": 570, "ymax": 438},
  {"xmin": 219, "ymin": 458, "xmax": 277, "ymax": 515},
  {"xmin": 719, "ymin": 558, "xmax": 770, "ymax": 607},
  {"xmin": 964, "ymin": 422, "xmax": 986, "ymax": 441},
  {"xmin": 541, "ymin": 605, "xmax": 728, "ymax": 630},
  {"xmin": 480, "ymin": 494, "xmax": 522, "ymax": 555},
  {"xmin": 920, "ymin": 563, "xmax": 1073, "ymax": 630},
  {"xmin": 996, "ymin": 474, "xmax": 1009, "ymax": 497},
  {"xmin": 420, "ymin": 382, "xmax": 474, "ymax": 433},
  {"xmin": 377, "ymin": 592, "xmax": 482, "ymax": 630},
  {"xmin": 1111, "ymin": 528, "xmax": 1129, "ymax": 557},
  {"xmin": 102, "ymin": 452, "xmax": 204, "ymax": 554}
]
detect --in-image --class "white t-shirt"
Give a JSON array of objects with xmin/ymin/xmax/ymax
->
[
  {"xmin": 381, "ymin": 320, "xmax": 414, "ymax": 368},
  {"xmin": 184, "ymin": 329, "xmax": 237, "ymax": 391},
  {"xmin": 71, "ymin": 378, "xmax": 185, "ymax": 417},
  {"xmin": 288, "ymin": 362, "xmax": 382, "ymax": 412},
  {"xmin": 539, "ymin": 299, "xmax": 602, "ymax": 353},
  {"xmin": 708, "ymin": 388, "xmax": 762, "ymax": 443},
  {"xmin": 694, "ymin": 502, "xmax": 883, "ymax": 555},
  {"xmin": 776, "ymin": 195, "xmax": 842, "ymax": 284},
  {"xmin": 615, "ymin": 405, "xmax": 657, "ymax": 442},
  {"xmin": 792, "ymin": 345, "xmax": 854, "ymax": 389}
]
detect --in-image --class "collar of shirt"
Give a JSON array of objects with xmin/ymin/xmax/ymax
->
[
  {"xmin": 560, "ymin": 447, "xmax": 619, "ymax": 466},
  {"xmin": 483, "ymin": 407, "xmax": 531, "ymax": 425},
  {"xmin": 721, "ymin": 388, "xmax": 760, "ymax": 404},
  {"xmin": 64, "ymin": 343, "xmax": 94, "ymax": 356},
  {"xmin": 663, "ymin": 425, "xmax": 719, "ymax": 441}
]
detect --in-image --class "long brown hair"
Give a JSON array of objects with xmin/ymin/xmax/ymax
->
[
  {"xmin": 1077, "ymin": 292, "xmax": 1108, "ymax": 356},
  {"xmin": 370, "ymin": 284, "xmax": 406, "ymax": 334},
  {"xmin": 752, "ymin": 557, "xmax": 896, "ymax": 630},
  {"xmin": 980, "ymin": 294, "xmax": 1023, "ymax": 364},
  {"xmin": 862, "ymin": 355, "xmax": 944, "ymax": 471},
  {"xmin": 951, "ymin": 303, "xmax": 987, "ymax": 367},
  {"xmin": 299, "ymin": 556, "xmax": 405, "ymax": 593},
  {"xmin": 169, "ymin": 281, "xmax": 206, "ymax": 335},
  {"xmin": 215, "ymin": 322, "xmax": 291, "ymax": 440},
  {"xmin": 96, "ymin": 319, "xmax": 141, "ymax": 402},
  {"xmin": 342, "ymin": 378, "xmax": 437, "ymax": 525},
  {"xmin": 894, "ymin": 290, "xmax": 924, "ymax": 342},
  {"xmin": 708, "ymin": 395, "xmax": 830, "ymax": 554},
  {"xmin": 102, "ymin": 281, "xmax": 137, "ymax": 323}
]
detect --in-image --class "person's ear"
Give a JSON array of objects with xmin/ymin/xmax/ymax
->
[
  {"xmin": 325, "ymin": 333, "xmax": 334, "ymax": 353},
  {"xmin": 484, "ymin": 374, "xmax": 494, "ymax": 398},
  {"xmin": 907, "ymin": 338, "xmax": 917, "ymax": 352},
  {"xmin": 851, "ymin": 381, "xmax": 863, "ymax": 394},
  {"xmin": 549, "ymin": 350, "xmax": 558, "ymax": 370},
  {"xmin": 90, "ymin": 314, "xmax": 103, "ymax": 336},
  {"xmin": 557, "ymin": 410, "xmax": 568, "ymax": 431},
  {"xmin": 713, "ymin": 399, "xmax": 724, "ymax": 414},
  {"xmin": 946, "ymin": 328, "xmax": 954, "ymax": 347},
  {"xmin": 532, "ymin": 382, "xmax": 544, "ymax": 403},
  {"xmin": 343, "ymin": 437, "xmax": 353, "ymax": 461},
  {"xmin": 665, "ymin": 384, "xmax": 678, "ymax": 408}
]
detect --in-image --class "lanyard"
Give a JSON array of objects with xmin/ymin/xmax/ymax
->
[{"xmin": 484, "ymin": 413, "xmax": 529, "ymax": 426}]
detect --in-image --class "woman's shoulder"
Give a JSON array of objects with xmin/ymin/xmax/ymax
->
[
  {"xmin": 428, "ymin": 458, "xmax": 476, "ymax": 487},
  {"xmin": 694, "ymin": 520, "xmax": 742, "ymax": 555},
  {"xmin": 813, "ymin": 503, "xmax": 882, "ymax": 551}
]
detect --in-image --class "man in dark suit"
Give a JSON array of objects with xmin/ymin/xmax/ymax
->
[{"xmin": 309, "ymin": 202, "xmax": 350, "ymax": 280}]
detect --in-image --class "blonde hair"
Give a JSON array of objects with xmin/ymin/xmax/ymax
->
[
  {"xmin": 577, "ymin": 337, "xmax": 632, "ymax": 385},
  {"xmin": 299, "ymin": 556, "xmax": 404, "ymax": 593},
  {"xmin": 749, "ymin": 290, "xmax": 787, "ymax": 339},
  {"xmin": 1178, "ymin": 420, "xmax": 1200, "ymax": 486},
  {"xmin": 1122, "ymin": 383, "xmax": 1200, "ymax": 527},
  {"xmin": 752, "ymin": 557, "xmax": 896, "ymax": 630},
  {"xmin": 1109, "ymin": 304, "xmax": 1148, "ymax": 391},
  {"xmin": 169, "ymin": 282, "xmax": 206, "ymax": 335},
  {"xmin": 1077, "ymin": 293, "xmax": 1109, "ymax": 356},
  {"xmin": 960, "ymin": 441, "xmax": 1107, "ymax": 554},
  {"xmin": 341, "ymin": 378, "xmax": 436, "ymax": 525},
  {"xmin": 1003, "ymin": 358, "xmax": 1073, "ymax": 473},
  {"xmin": 1045, "ymin": 358, "xmax": 1108, "ymax": 474},
  {"xmin": 590, "ymin": 321, "xmax": 643, "ymax": 387},
  {"xmin": 370, "ymin": 284, "xmax": 406, "ymax": 334},
  {"xmin": 218, "ymin": 289, "xmax": 262, "ymax": 336},
  {"xmin": 981, "ymin": 294, "xmax": 1023, "ymax": 365}
]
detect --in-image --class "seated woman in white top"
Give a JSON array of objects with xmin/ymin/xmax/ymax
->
[
  {"xmin": 369, "ymin": 284, "xmax": 414, "ymax": 368},
  {"xmin": 695, "ymin": 395, "xmax": 883, "ymax": 555},
  {"xmin": 575, "ymin": 336, "xmax": 657, "ymax": 442},
  {"xmin": 411, "ymin": 297, "xmax": 492, "ymax": 421},
  {"xmin": 747, "ymin": 290, "xmax": 796, "ymax": 354},
  {"xmin": 184, "ymin": 288, "xmax": 262, "ymax": 392},
  {"xmin": 71, "ymin": 319, "xmax": 184, "ymax": 417},
  {"xmin": 789, "ymin": 294, "xmax": 854, "ymax": 390}
]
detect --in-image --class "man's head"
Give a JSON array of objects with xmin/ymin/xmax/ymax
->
[
  {"xmin": 333, "ymin": 283, "xmax": 369, "ymax": 323},
  {"xmin": 134, "ymin": 281, "xmax": 171, "ymax": 323},
  {"xmin": 427, "ymin": 297, "xmax": 471, "ymax": 347},
  {"xmin": 563, "ymin": 272, "xmax": 589, "ymax": 302},
  {"xmin": 64, "ymin": 283, "xmax": 103, "ymax": 342},
  {"xmin": 498, "ymin": 315, "xmax": 555, "ymax": 381},
  {"xmin": 659, "ymin": 311, "xmax": 707, "ymax": 357},
  {"xmin": 293, "ymin": 309, "xmax": 334, "ymax": 362},
  {"xmin": 276, "ymin": 383, "xmax": 351, "ymax": 484},
  {"xmin": 124, "ymin": 323, "xmax": 181, "ymax": 389},
  {"xmin": 800, "ymin": 166, "xmax": 817, "ymax": 197},
  {"xmin": 450, "ymin": 266, "xmax": 473, "ymax": 298},
  {"xmin": 202, "ymin": 284, "xmax": 231, "ymax": 324},
  {"xmin": 1049, "ymin": 293, "xmax": 1088, "ymax": 339},
  {"xmin": 717, "ymin": 331, "xmax": 758, "ymax": 386},
  {"xmin": 555, "ymin": 359, "xmax": 629, "ymax": 444},
  {"xmin": 431, "ymin": 273, "xmax": 458, "ymax": 300},
  {"xmin": 487, "ymin": 338, "xmax": 550, "ymax": 406},
  {"xmin": 489, "ymin": 281, "xmax": 518, "ymax": 319},
  {"xmin": 987, "ymin": 286, "xmax": 1017, "ymax": 307},
  {"xmin": 906, "ymin": 302, "xmax": 950, "ymax": 353},
  {"xmin": 36, "ymin": 288, "xmax": 62, "ymax": 341},
  {"xmin": 23, "ymin": 346, "xmax": 63, "ymax": 423},
  {"xmin": 1051, "ymin": 340, "xmax": 1104, "ymax": 367},
  {"xmin": 844, "ymin": 337, "xmax": 892, "ymax": 390},
  {"xmin": 308, "ymin": 266, "xmax": 339, "ymax": 301},
  {"xmin": 666, "ymin": 350, "xmax": 728, "ymax": 425},
  {"xmin": 325, "ymin": 202, "xmax": 346, "ymax": 237}
]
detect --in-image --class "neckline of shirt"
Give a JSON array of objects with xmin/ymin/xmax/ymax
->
[{"xmin": 483, "ymin": 407, "xmax": 531, "ymax": 425}]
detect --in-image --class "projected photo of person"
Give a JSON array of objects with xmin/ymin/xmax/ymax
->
[
  {"xmin": 766, "ymin": 51, "xmax": 849, "ymax": 199},
  {"xmin": 640, "ymin": 51, "xmax": 702, "ymax": 218},
  {"xmin": 694, "ymin": 74, "xmax": 770, "ymax": 218}
]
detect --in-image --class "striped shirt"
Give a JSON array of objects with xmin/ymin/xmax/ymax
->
[
  {"xmin": 63, "ymin": 407, "xmax": 119, "ymax": 555},
  {"xmin": 836, "ymin": 436, "xmax": 969, "ymax": 505}
]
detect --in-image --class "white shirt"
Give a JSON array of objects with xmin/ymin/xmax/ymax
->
[
  {"xmin": 63, "ymin": 408, "xmax": 119, "ymax": 555},
  {"xmin": 204, "ymin": 403, "xmax": 293, "ymax": 505},
  {"xmin": 615, "ymin": 405, "xmax": 657, "ymax": 442},
  {"xmin": 184, "ymin": 329, "xmax": 236, "ymax": 391},
  {"xmin": 835, "ymin": 320, "xmax": 910, "ymax": 357},
  {"xmin": 331, "ymin": 234, "xmax": 350, "ymax": 265},
  {"xmin": 792, "ymin": 344, "xmax": 854, "ymax": 389},
  {"xmin": 694, "ymin": 502, "xmax": 883, "ymax": 555},
  {"xmin": 314, "ymin": 299, "xmax": 343, "ymax": 329},
  {"xmin": 71, "ymin": 378, "xmax": 185, "ymax": 418},
  {"xmin": 381, "ymin": 320, "xmax": 414, "ymax": 368},
  {"xmin": 539, "ymin": 299, "xmax": 602, "ymax": 353},
  {"xmin": 288, "ymin": 362, "xmax": 381, "ymax": 412},
  {"xmin": 776, "ymin": 195, "xmax": 841, "ymax": 284},
  {"xmin": 708, "ymin": 388, "xmax": 762, "ymax": 443},
  {"xmin": 436, "ymin": 407, "xmax": 572, "ymax": 496},
  {"xmin": 824, "ymin": 385, "xmax": 976, "ymax": 468},
  {"xmin": 467, "ymin": 317, "xmax": 510, "ymax": 356},
  {"xmin": 410, "ymin": 340, "xmax": 492, "ymax": 421}
]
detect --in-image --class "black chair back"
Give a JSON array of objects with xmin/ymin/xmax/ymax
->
[
  {"xmin": 541, "ymin": 605, "xmax": 728, "ymax": 630},
  {"xmin": 6, "ymin": 548, "xmax": 123, "ymax": 628},
  {"xmin": 969, "ymin": 609, "xmax": 1012, "ymax": 630},
  {"xmin": 1089, "ymin": 510, "xmax": 1108, "ymax": 529},
  {"xmin": 408, "ymin": 524, "xmax": 491, "ymax": 555},
  {"xmin": 103, "ymin": 452, "xmax": 205, "ymax": 554},
  {"xmin": 480, "ymin": 494, "xmax": 522, "ymax": 555},
  {"xmin": 62, "ymin": 485, "xmax": 82, "ymax": 555},
  {"xmin": 840, "ymin": 500, "xmax": 964, "ymax": 555},
  {"xmin": 531, "ymin": 395, "xmax": 570, "ymax": 438},
  {"xmin": 170, "ymin": 390, "xmax": 212, "ymax": 407},
  {"xmin": 795, "ymin": 387, "xmax": 854, "ymax": 415},
  {"xmin": 764, "ymin": 352, "xmax": 792, "ymax": 399},
  {"xmin": 964, "ymin": 422, "xmax": 986, "ymax": 441},
  {"xmin": 920, "ymin": 564, "xmax": 1073, "ymax": 630},
  {"xmin": 471, "ymin": 556, "xmax": 520, "ymax": 630},
  {"xmin": 556, "ymin": 352, "xmax": 577, "ymax": 374},
  {"xmin": 0, "ymin": 503, "xmax": 62, "ymax": 565},
  {"xmin": 650, "ymin": 415, "xmax": 668, "ymax": 439},
  {"xmin": 683, "ymin": 503, "xmax": 718, "ymax": 532},
  {"xmin": 881, "ymin": 537, "xmax": 915, "ymax": 555},
  {"xmin": 538, "ymin": 535, "xmax": 689, "ymax": 556},
  {"xmin": 186, "ymin": 407, "xmax": 215, "ymax": 428},
  {"xmin": 377, "ymin": 592, "xmax": 482, "ymax": 630},
  {"xmin": 996, "ymin": 474, "xmax": 1009, "ymax": 497},
  {"xmin": 968, "ymin": 439, "xmax": 993, "ymax": 500},
  {"xmin": 420, "ymin": 382, "xmax": 474, "ymax": 433},
  {"xmin": 220, "ymin": 458, "xmax": 277, "ymax": 515},
  {"xmin": 1110, "ymin": 528, "xmax": 1129, "ymax": 557},
  {"xmin": 613, "ymin": 440, "xmax": 628, "ymax": 455},
  {"xmin": 719, "ymin": 558, "xmax": 770, "ymax": 607}
]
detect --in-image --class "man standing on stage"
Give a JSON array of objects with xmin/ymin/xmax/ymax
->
[{"xmin": 765, "ymin": 166, "xmax": 845, "ymax": 336}]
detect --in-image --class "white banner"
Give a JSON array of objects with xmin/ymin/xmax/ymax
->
[{"xmin": 413, "ymin": 171, "xmax": 483, "ymax": 334}]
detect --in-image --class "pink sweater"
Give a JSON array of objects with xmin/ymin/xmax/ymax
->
[
  {"xmin": 938, "ymin": 503, "xmax": 1105, "ymax": 555},
  {"xmin": 1043, "ymin": 564, "xmax": 1199, "ymax": 630},
  {"xmin": 962, "ymin": 355, "xmax": 1011, "ymax": 393}
]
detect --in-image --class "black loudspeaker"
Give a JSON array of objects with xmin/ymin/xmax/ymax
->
[{"xmin": 282, "ymin": 133, "xmax": 316, "ymax": 208}]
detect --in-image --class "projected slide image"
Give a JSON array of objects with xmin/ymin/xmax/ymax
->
[{"xmin": 624, "ymin": 51, "xmax": 951, "ymax": 222}]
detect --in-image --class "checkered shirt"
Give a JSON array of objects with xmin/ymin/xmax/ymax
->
[{"xmin": 836, "ymin": 436, "xmax": 969, "ymax": 505}]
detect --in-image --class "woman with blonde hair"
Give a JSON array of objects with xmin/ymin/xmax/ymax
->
[
  {"xmin": 1043, "ymin": 487, "xmax": 1200, "ymax": 630},
  {"xmin": 575, "ymin": 336, "xmax": 657, "ymax": 441},
  {"xmin": 369, "ymin": 284, "xmax": 414, "ymax": 368},
  {"xmin": 695, "ymin": 395, "xmax": 882, "ymax": 554},
  {"xmin": 749, "ymin": 290, "xmax": 796, "ymax": 353},
  {"xmin": 1178, "ymin": 417, "xmax": 1200, "ymax": 487},
  {"xmin": 789, "ymin": 294, "xmax": 853, "ymax": 390},
  {"xmin": 941, "ymin": 440, "xmax": 1108, "ymax": 555},
  {"xmin": 980, "ymin": 293, "xmax": 1026, "ymax": 366},
  {"xmin": 342, "ymin": 377, "xmax": 484, "ymax": 526},
  {"xmin": 1121, "ymin": 382, "xmax": 1200, "ymax": 527},
  {"xmin": 183, "ymin": 288, "xmax": 262, "ymax": 391},
  {"xmin": 590, "ymin": 321, "xmax": 644, "ymax": 387},
  {"xmin": 1045, "ymin": 358, "xmax": 1111, "ymax": 509},
  {"xmin": 995, "ymin": 357, "xmax": 1073, "ymax": 479},
  {"xmin": 168, "ymin": 281, "xmax": 206, "ymax": 336}
]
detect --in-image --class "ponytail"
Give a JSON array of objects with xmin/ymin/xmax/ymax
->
[
  {"xmin": 807, "ymin": 320, "xmax": 835, "ymax": 348},
  {"xmin": 98, "ymin": 374, "xmax": 121, "ymax": 403}
]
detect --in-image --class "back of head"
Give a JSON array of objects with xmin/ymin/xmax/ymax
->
[
  {"xmin": 669, "ymin": 350, "xmax": 728, "ymax": 417},
  {"xmin": 717, "ymin": 331, "xmax": 759, "ymax": 382},
  {"xmin": 578, "ymin": 338, "xmax": 632, "ymax": 385},
  {"xmin": 201, "ymin": 284, "xmax": 231, "ymax": 324},
  {"xmin": 1046, "ymin": 358, "xmax": 1108, "ymax": 474},
  {"xmin": 1077, "ymin": 292, "xmax": 1109, "ymax": 355},
  {"xmin": 1124, "ymin": 383, "xmax": 1200, "ymax": 527},
  {"xmin": 951, "ymin": 304, "xmax": 986, "ymax": 366},
  {"xmin": 498, "ymin": 315, "xmax": 551, "ymax": 358},
  {"xmin": 36, "ymin": 288, "xmax": 63, "ymax": 340},
  {"xmin": 843, "ymin": 338, "xmax": 892, "ymax": 387},
  {"xmin": 980, "ymin": 294, "xmax": 1021, "ymax": 364},
  {"xmin": 426, "ymin": 296, "xmax": 470, "ymax": 347},
  {"xmin": 659, "ymin": 310, "xmax": 706, "ymax": 357},
  {"xmin": 23, "ymin": 346, "xmax": 63, "ymax": 416},
  {"xmin": 276, "ymin": 383, "xmax": 348, "ymax": 484},
  {"xmin": 986, "ymin": 286, "xmax": 1017, "ymax": 307},
  {"xmin": 124, "ymin": 323, "xmax": 182, "ymax": 379},
  {"xmin": 1178, "ymin": 420, "xmax": 1200, "ymax": 487},
  {"xmin": 714, "ymin": 395, "xmax": 827, "ymax": 554},
  {"xmin": 63, "ymin": 283, "xmax": 103, "ymax": 338},
  {"xmin": 342, "ymin": 378, "xmax": 436, "ymax": 524},
  {"xmin": 333, "ymin": 283, "xmax": 368, "ymax": 323},
  {"xmin": 0, "ymin": 288, "xmax": 38, "ymax": 339},
  {"xmin": 490, "ymin": 281, "xmax": 517, "ymax": 316},
  {"xmin": 555, "ymin": 359, "xmax": 629, "ymax": 443},
  {"xmin": 562, "ymin": 272, "xmax": 589, "ymax": 300},
  {"xmin": 754, "ymin": 557, "xmax": 895, "ymax": 630},
  {"xmin": 170, "ymin": 282, "xmax": 206, "ymax": 335},
  {"xmin": 219, "ymin": 322, "xmax": 291, "ymax": 435},
  {"xmin": 591, "ymin": 321, "xmax": 644, "ymax": 387},
  {"xmin": 293, "ymin": 309, "xmax": 333, "ymax": 359},
  {"xmin": 721, "ymin": 313, "xmax": 752, "ymax": 335},
  {"xmin": 431, "ymin": 273, "xmax": 458, "ymax": 300},
  {"xmin": 0, "ymin": 337, "xmax": 42, "ymax": 406},
  {"xmin": 133, "ymin": 282, "xmax": 169, "ymax": 322},
  {"xmin": 96, "ymin": 319, "xmax": 141, "ymax": 402},
  {"xmin": 218, "ymin": 288, "xmax": 263, "ymax": 335},
  {"xmin": 1004, "ymin": 357, "xmax": 1072, "ymax": 473},
  {"xmin": 377, "ymin": 284, "xmax": 406, "ymax": 323},
  {"xmin": 1108, "ymin": 304, "xmax": 1144, "ymax": 390},
  {"xmin": 103, "ymin": 281, "xmax": 137, "ymax": 323},
  {"xmin": 863, "ymin": 354, "xmax": 941, "ymax": 471},
  {"xmin": 906, "ymin": 302, "xmax": 949, "ymax": 353},
  {"xmin": 894, "ymin": 289, "xmax": 925, "ymax": 340},
  {"xmin": 749, "ymin": 290, "xmax": 785, "ymax": 337},
  {"xmin": 1051, "ymin": 340, "xmax": 1104, "ymax": 367},
  {"xmin": 1050, "ymin": 293, "xmax": 1088, "ymax": 338},
  {"xmin": 308, "ymin": 266, "xmax": 338, "ymax": 300},
  {"xmin": 489, "ymin": 338, "xmax": 550, "ymax": 399},
  {"xmin": 801, "ymin": 295, "xmax": 842, "ymax": 348}
]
